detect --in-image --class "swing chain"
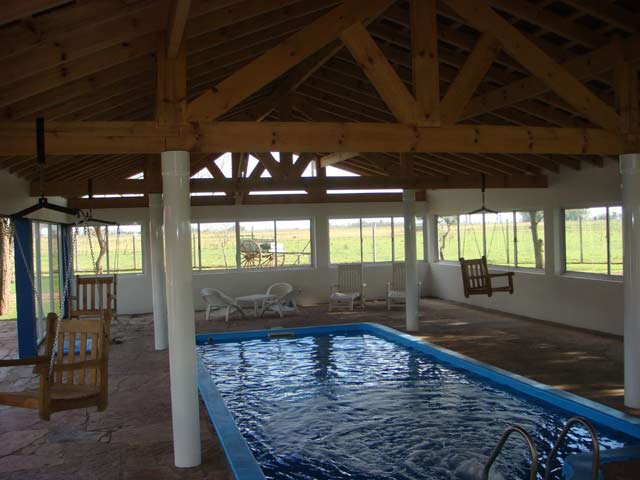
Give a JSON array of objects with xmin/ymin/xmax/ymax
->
[{"xmin": 47, "ymin": 224, "xmax": 78, "ymax": 379}]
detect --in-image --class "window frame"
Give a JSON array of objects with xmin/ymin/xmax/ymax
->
[
  {"xmin": 72, "ymin": 223, "xmax": 145, "ymax": 276},
  {"xmin": 191, "ymin": 217, "xmax": 316, "ymax": 273},
  {"xmin": 561, "ymin": 205, "xmax": 623, "ymax": 279},
  {"xmin": 435, "ymin": 210, "xmax": 546, "ymax": 271}
]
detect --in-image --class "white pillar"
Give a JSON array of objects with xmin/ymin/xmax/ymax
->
[
  {"xmin": 162, "ymin": 151, "xmax": 201, "ymax": 467},
  {"xmin": 149, "ymin": 193, "xmax": 168, "ymax": 351},
  {"xmin": 403, "ymin": 189, "xmax": 419, "ymax": 332},
  {"xmin": 621, "ymin": 153, "xmax": 640, "ymax": 409}
]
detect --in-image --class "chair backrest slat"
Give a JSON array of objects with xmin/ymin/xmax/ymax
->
[
  {"xmin": 338, "ymin": 264, "xmax": 363, "ymax": 293},
  {"xmin": 392, "ymin": 263, "xmax": 405, "ymax": 290},
  {"xmin": 71, "ymin": 275, "xmax": 116, "ymax": 320},
  {"xmin": 460, "ymin": 256, "xmax": 491, "ymax": 296}
]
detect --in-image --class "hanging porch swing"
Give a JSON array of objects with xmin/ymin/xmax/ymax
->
[{"xmin": 459, "ymin": 174, "xmax": 515, "ymax": 298}]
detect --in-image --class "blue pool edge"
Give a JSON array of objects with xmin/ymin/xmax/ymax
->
[{"xmin": 196, "ymin": 322, "xmax": 640, "ymax": 480}]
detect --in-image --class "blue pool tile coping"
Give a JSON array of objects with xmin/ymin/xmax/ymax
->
[{"xmin": 195, "ymin": 322, "xmax": 640, "ymax": 480}]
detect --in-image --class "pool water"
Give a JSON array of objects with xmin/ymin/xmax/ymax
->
[{"xmin": 197, "ymin": 333, "xmax": 638, "ymax": 480}]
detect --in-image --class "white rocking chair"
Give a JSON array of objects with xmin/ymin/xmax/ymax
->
[
  {"xmin": 329, "ymin": 264, "xmax": 366, "ymax": 311},
  {"xmin": 386, "ymin": 262, "xmax": 422, "ymax": 310}
]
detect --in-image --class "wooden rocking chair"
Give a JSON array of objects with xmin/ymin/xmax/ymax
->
[
  {"xmin": 0, "ymin": 311, "xmax": 109, "ymax": 420},
  {"xmin": 459, "ymin": 256, "xmax": 514, "ymax": 298}
]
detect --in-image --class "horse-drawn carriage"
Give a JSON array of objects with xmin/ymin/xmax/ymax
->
[{"xmin": 239, "ymin": 236, "xmax": 310, "ymax": 268}]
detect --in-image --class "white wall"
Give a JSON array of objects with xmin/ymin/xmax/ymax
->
[
  {"xmin": 91, "ymin": 201, "xmax": 429, "ymax": 315},
  {"xmin": 0, "ymin": 170, "xmax": 68, "ymax": 221},
  {"xmin": 425, "ymin": 162, "xmax": 624, "ymax": 336}
]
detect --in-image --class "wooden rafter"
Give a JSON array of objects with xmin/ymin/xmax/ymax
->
[
  {"xmin": 167, "ymin": 0, "xmax": 192, "ymax": 59},
  {"xmin": 411, "ymin": 0, "xmax": 439, "ymax": 126},
  {"xmin": 185, "ymin": 0, "xmax": 395, "ymax": 121},
  {"xmin": 341, "ymin": 22, "xmax": 417, "ymax": 125},
  {"xmin": 445, "ymin": 0, "xmax": 620, "ymax": 131},
  {"xmin": 440, "ymin": 33, "xmax": 500, "ymax": 125}
]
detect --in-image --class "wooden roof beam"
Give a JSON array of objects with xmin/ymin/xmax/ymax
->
[
  {"xmin": 167, "ymin": 0, "xmax": 191, "ymax": 58},
  {"xmin": 440, "ymin": 33, "xmax": 500, "ymax": 125},
  {"xmin": 462, "ymin": 33, "xmax": 640, "ymax": 123},
  {"xmin": 34, "ymin": 174, "xmax": 548, "ymax": 197},
  {"xmin": 186, "ymin": 0, "xmax": 395, "ymax": 121},
  {"xmin": 0, "ymin": 121, "xmax": 629, "ymax": 156},
  {"xmin": 411, "ymin": 0, "xmax": 440, "ymax": 126},
  {"xmin": 444, "ymin": 0, "xmax": 620, "ymax": 130}
]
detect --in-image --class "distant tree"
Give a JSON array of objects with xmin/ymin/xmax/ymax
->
[
  {"xmin": 523, "ymin": 211, "xmax": 544, "ymax": 269},
  {"xmin": 438, "ymin": 216, "xmax": 457, "ymax": 260},
  {"xmin": 564, "ymin": 209, "xmax": 589, "ymax": 221},
  {"xmin": 0, "ymin": 219, "xmax": 14, "ymax": 315},
  {"xmin": 93, "ymin": 226, "xmax": 107, "ymax": 274},
  {"xmin": 213, "ymin": 228, "xmax": 233, "ymax": 268}
]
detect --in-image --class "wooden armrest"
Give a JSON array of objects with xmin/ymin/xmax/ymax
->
[
  {"xmin": 489, "ymin": 272, "xmax": 514, "ymax": 278},
  {"xmin": 0, "ymin": 355, "xmax": 50, "ymax": 367}
]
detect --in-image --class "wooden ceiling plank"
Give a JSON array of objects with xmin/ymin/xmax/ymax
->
[
  {"xmin": 185, "ymin": 0, "xmax": 395, "ymax": 121},
  {"xmin": 0, "ymin": 33, "xmax": 158, "ymax": 108},
  {"xmin": 0, "ymin": 3, "xmax": 168, "ymax": 88},
  {"xmin": 445, "ymin": 0, "xmax": 620, "ymax": 130},
  {"xmin": 0, "ymin": 0, "xmax": 70, "ymax": 26},
  {"xmin": 488, "ymin": 0, "xmax": 607, "ymax": 48}
]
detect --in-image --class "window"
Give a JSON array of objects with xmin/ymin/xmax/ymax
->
[
  {"xmin": 199, "ymin": 222, "xmax": 237, "ymax": 270},
  {"xmin": 436, "ymin": 211, "xmax": 545, "ymax": 269},
  {"xmin": 31, "ymin": 222, "xmax": 63, "ymax": 341},
  {"xmin": 329, "ymin": 217, "xmax": 424, "ymax": 264},
  {"xmin": 191, "ymin": 219, "xmax": 313, "ymax": 271},
  {"xmin": 73, "ymin": 224, "xmax": 143, "ymax": 274},
  {"xmin": 564, "ymin": 207, "xmax": 622, "ymax": 276}
]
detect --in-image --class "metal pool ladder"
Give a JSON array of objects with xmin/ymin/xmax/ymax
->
[
  {"xmin": 482, "ymin": 425, "xmax": 539, "ymax": 480},
  {"xmin": 481, "ymin": 416, "xmax": 600, "ymax": 480},
  {"xmin": 543, "ymin": 417, "xmax": 600, "ymax": 480}
]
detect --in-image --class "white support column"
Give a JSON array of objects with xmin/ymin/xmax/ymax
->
[
  {"xmin": 149, "ymin": 193, "xmax": 168, "ymax": 351},
  {"xmin": 621, "ymin": 153, "xmax": 640, "ymax": 409},
  {"xmin": 403, "ymin": 189, "xmax": 419, "ymax": 332},
  {"xmin": 162, "ymin": 151, "xmax": 201, "ymax": 468}
]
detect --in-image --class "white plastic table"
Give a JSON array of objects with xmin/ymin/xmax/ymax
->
[{"xmin": 235, "ymin": 293, "xmax": 276, "ymax": 318}]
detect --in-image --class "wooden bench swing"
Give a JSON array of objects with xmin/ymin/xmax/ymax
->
[
  {"xmin": 0, "ymin": 311, "xmax": 110, "ymax": 420},
  {"xmin": 459, "ymin": 256, "xmax": 514, "ymax": 297},
  {"xmin": 458, "ymin": 175, "xmax": 515, "ymax": 298}
]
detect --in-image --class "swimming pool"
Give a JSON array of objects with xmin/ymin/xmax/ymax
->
[{"xmin": 196, "ymin": 323, "xmax": 640, "ymax": 480}]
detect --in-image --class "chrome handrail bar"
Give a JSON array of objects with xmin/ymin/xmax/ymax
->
[
  {"xmin": 482, "ymin": 425, "xmax": 539, "ymax": 480},
  {"xmin": 543, "ymin": 416, "xmax": 600, "ymax": 480}
]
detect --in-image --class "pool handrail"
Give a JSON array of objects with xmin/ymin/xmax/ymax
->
[
  {"xmin": 482, "ymin": 425, "xmax": 539, "ymax": 480},
  {"xmin": 543, "ymin": 417, "xmax": 600, "ymax": 480}
]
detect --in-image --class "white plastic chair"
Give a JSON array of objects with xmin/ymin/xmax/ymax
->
[
  {"xmin": 261, "ymin": 283, "xmax": 297, "ymax": 318},
  {"xmin": 386, "ymin": 262, "xmax": 422, "ymax": 310},
  {"xmin": 329, "ymin": 264, "xmax": 366, "ymax": 311},
  {"xmin": 201, "ymin": 288, "xmax": 248, "ymax": 322}
]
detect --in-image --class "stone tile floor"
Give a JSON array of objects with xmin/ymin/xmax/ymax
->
[{"xmin": 0, "ymin": 298, "xmax": 638, "ymax": 479}]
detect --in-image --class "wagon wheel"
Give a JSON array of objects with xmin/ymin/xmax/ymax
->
[{"xmin": 240, "ymin": 239, "xmax": 262, "ymax": 268}]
